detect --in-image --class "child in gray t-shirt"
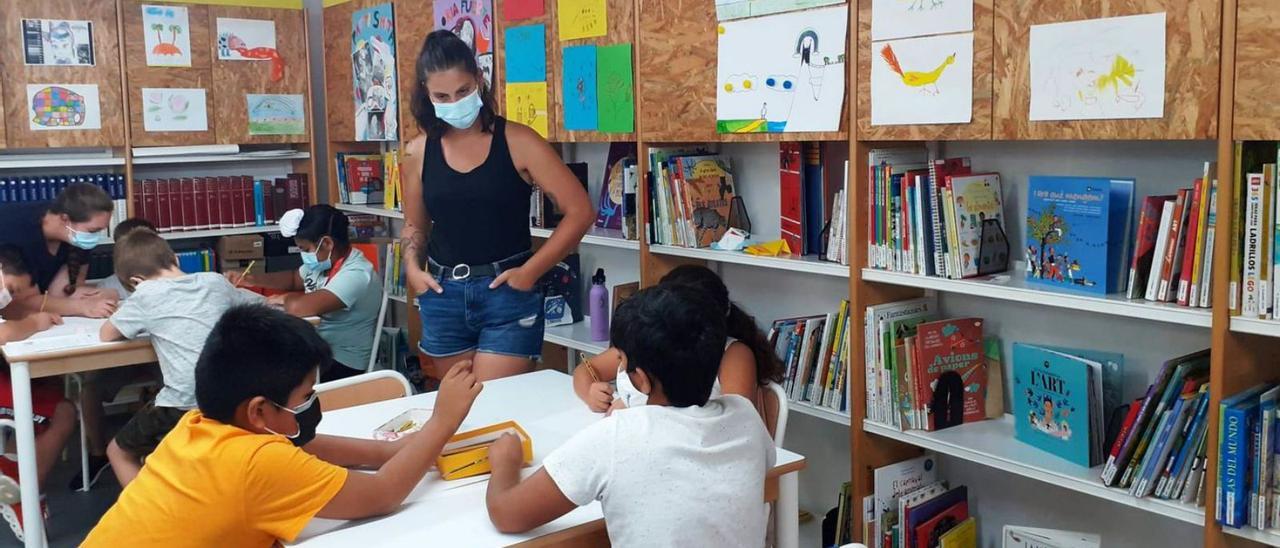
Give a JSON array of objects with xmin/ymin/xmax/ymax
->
[{"xmin": 99, "ymin": 231, "xmax": 263, "ymax": 486}]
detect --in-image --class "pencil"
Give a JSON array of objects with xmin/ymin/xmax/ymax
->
[
  {"xmin": 39, "ymin": 292, "xmax": 47, "ymax": 313},
  {"xmin": 580, "ymin": 353, "xmax": 600, "ymax": 383},
  {"xmin": 235, "ymin": 260, "xmax": 257, "ymax": 288}
]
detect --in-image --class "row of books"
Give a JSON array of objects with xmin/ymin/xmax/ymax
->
[
  {"xmin": 131, "ymin": 174, "xmax": 310, "ymax": 233},
  {"xmin": 863, "ymin": 296, "xmax": 1002, "ymax": 431},
  {"xmin": 592, "ymin": 143, "xmax": 641, "ymax": 241},
  {"xmin": 0, "ymin": 173, "xmax": 128, "ymax": 236},
  {"xmin": 1231, "ymin": 142, "xmax": 1280, "ymax": 319},
  {"xmin": 767, "ymin": 300, "xmax": 851, "ymax": 413},
  {"xmin": 335, "ymin": 150, "xmax": 401, "ymax": 209},
  {"xmin": 381, "ymin": 240, "xmax": 407, "ymax": 300},
  {"xmin": 1124, "ymin": 164, "xmax": 1218, "ymax": 307},
  {"xmin": 780, "ymin": 142, "xmax": 849, "ymax": 263},
  {"xmin": 1216, "ymin": 382, "xmax": 1280, "ymax": 531},
  {"xmin": 866, "ymin": 454, "xmax": 975, "ymax": 548},
  {"xmin": 175, "ymin": 248, "xmax": 218, "ymax": 274},
  {"xmin": 531, "ymin": 163, "xmax": 589, "ymax": 230},
  {"xmin": 646, "ymin": 147, "xmax": 741, "ymax": 249}
]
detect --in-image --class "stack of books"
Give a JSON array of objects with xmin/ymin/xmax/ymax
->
[
  {"xmin": 1124, "ymin": 164, "xmax": 1218, "ymax": 307},
  {"xmin": 0, "ymin": 173, "xmax": 127, "ymax": 236},
  {"xmin": 1216, "ymin": 382, "xmax": 1280, "ymax": 531},
  {"xmin": 865, "ymin": 454, "xmax": 975, "ymax": 548},
  {"xmin": 335, "ymin": 150, "xmax": 400, "ymax": 209},
  {"xmin": 780, "ymin": 142, "xmax": 849, "ymax": 263},
  {"xmin": 647, "ymin": 148, "xmax": 739, "ymax": 249},
  {"xmin": 132, "ymin": 174, "xmax": 309, "ymax": 233},
  {"xmin": 768, "ymin": 300, "xmax": 852, "ymax": 413},
  {"xmin": 175, "ymin": 248, "xmax": 217, "ymax": 273}
]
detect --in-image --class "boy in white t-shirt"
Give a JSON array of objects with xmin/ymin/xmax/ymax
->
[{"xmin": 485, "ymin": 285, "xmax": 775, "ymax": 547}]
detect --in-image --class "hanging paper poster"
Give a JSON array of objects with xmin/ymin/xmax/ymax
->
[
  {"xmin": 141, "ymin": 88, "xmax": 208, "ymax": 132},
  {"xmin": 870, "ymin": 0, "xmax": 973, "ymax": 41},
  {"xmin": 504, "ymin": 24, "xmax": 546, "ymax": 83},
  {"xmin": 22, "ymin": 19, "xmax": 95, "ymax": 66},
  {"xmin": 1029, "ymin": 12, "xmax": 1166, "ymax": 121},
  {"xmin": 506, "ymin": 82, "xmax": 548, "ymax": 138},
  {"xmin": 870, "ymin": 32, "xmax": 973, "ymax": 126},
  {"xmin": 557, "ymin": 0, "xmax": 607, "ymax": 41},
  {"xmin": 27, "ymin": 84, "xmax": 101, "ymax": 131},
  {"xmin": 561, "ymin": 44, "xmax": 597, "ymax": 131},
  {"xmin": 715, "ymin": 0, "xmax": 844, "ymax": 22},
  {"xmin": 141, "ymin": 4, "xmax": 192, "ymax": 67},
  {"xmin": 216, "ymin": 18, "xmax": 276, "ymax": 61},
  {"xmin": 715, "ymin": 5, "xmax": 848, "ymax": 133},
  {"xmin": 247, "ymin": 94, "xmax": 306, "ymax": 135},
  {"xmin": 352, "ymin": 3, "xmax": 399, "ymax": 141},
  {"xmin": 434, "ymin": 0, "xmax": 494, "ymax": 87},
  {"xmin": 505, "ymin": 0, "xmax": 544, "ymax": 21},
  {"xmin": 596, "ymin": 43, "xmax": 634, "ymax": 133}
]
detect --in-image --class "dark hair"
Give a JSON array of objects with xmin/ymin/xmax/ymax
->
[
  {"xmin": 50, "ymin": 183, "xmax": 113, "ymax": 296},
  {"xmin": 196, "ymin": 305, "xmax": 332, "ymax": 422},
  {"xmin": 112, "ymin": 231, "xmax": 177, "ymax": 291},
  {"xmin": 611, "ymin": 285, "xmax": 727, "ymax": 407},
  {"xmin": 295, "ymin": 205, "xmax": 350, "ymax": 246},
  {"xmin": 0, "ymin": 245, "xmax": 29, "ymax": 278},
  {"xmin": 411, "ymin": 30, "xmax": 497, "ymax": 137},
  {"xmin": 113, "ymin": 217, "xmax": 157, "ymax": 241},
  {"xmin": 659, "ymin": 265, "xmax": 784, "ymax": 386}
]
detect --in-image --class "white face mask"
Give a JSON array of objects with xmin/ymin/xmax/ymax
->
[{"xmin": 615, "ymin": 366, "xmax": 648, "ymax": 408}]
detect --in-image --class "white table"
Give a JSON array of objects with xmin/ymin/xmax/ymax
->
[{"xmin": 295, "ymin": 370, "xmax": 806, "ymax": 548}]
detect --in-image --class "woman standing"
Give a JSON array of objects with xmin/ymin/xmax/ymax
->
[{"xmin": 400, "ymin": 31, "xmax": 592, "ymax": 381}]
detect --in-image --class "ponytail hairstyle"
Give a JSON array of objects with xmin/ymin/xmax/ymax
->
[
  {"xmin": 294, "ymin": 205, "xmax": 351, "ymax": 247},
  {"xmin": 658, "ymin": 265, "xmax": 785, "ymax": 386},
  {"xmin": 49, "ymin": 183, "xmax": 113, "ymax": 295},
  {"xmin": 411, "ymin": 30, "xmax": 497, "ymax": 137}
]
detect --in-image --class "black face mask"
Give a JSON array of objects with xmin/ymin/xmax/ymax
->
[{"xmin": 271, "ymin": 397, "xmax": 322, "ymax": 447}]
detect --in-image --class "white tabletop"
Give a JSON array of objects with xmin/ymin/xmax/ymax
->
[{"xmin": 294, "ymin": 369, "xmax": 803, "ymax": 547}]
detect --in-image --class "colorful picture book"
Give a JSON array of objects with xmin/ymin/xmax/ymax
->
[
  {"xmin": 335, "ymin": 151, "xmax": 401, "ymax": 210},
  {"xmin": 913, "ymin": 318, "xmax": 986, "ymax": 431},
  {"xmin": 647, "ymin": 148, "xmax": 748, "ymax": 249},
  {"xmin": 1012, "ymin": 343, "xmax": 1123, "ymax": 468},
  {"xmin": 1024, "ymin": 175, "xmax": 1134, "ymax": 295}
]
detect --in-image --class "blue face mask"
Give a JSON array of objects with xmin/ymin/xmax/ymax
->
[
  {"xmin": 67, "ymin": 226, "xmax": 104, "ymax": 250},
  {"xmin": 300, "ymin": 237, "xmax": 332, "ymax": 272},
  {"xmin": 432, "ymin": 89, "xmax": 483, "ymax": 130}
]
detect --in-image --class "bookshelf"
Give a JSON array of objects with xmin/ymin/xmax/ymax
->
[
  {"xmin": 335, "ymin": 203, "xmax": 404, "ymax": 220},
  {"xmin": 530, "ymin": 226, "xmax": 639, "ymax": 251}
]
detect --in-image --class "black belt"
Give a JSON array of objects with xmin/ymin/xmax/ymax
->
[{"xmin": 428, "ymin": 251, "xmax": 531, "ymax": 281}]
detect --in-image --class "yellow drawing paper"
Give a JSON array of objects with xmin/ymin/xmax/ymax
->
[
  {"xmin": 505, "ymin": 82, "xmax": 549, "ymax": 138},
  {"xmin": 557, "ymin": 0, "xmax": 607, "ymax": 41}
]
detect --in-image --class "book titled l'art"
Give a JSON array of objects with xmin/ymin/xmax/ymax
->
[
  {"xmin": 1025, "ymin": 176, "xmax": 1135, "ymax": 295},
  {"xmin": 1012, "ymin": 343, "xmax": 1124, "ymax": 467}
]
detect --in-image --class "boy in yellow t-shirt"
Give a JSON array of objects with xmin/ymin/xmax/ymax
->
[{"xmin": 84, "ymin": 304, "xmax": 483, "ymax": 547}]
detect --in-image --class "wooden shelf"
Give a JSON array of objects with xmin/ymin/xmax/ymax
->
[
  {"xmin": 335, "ymin": 203, "xmax": 404, "ymax": 220},
  {"xmin": 650, "ymin": 245, "xmax": 849, "ymax": 278},
  {"xmin": 861, "ymin": 268, "xmax": 1213, "ymax": 328},
  {"xmin": 132, "ymin": 151, "xmax": 310, "ymax": 165},
  {"xmin": 543, "ymin": 316, "xmax": 610, "ymax": 356},
  {"xmin": 1229, "ymin": 316, "xmax": 1280, "ymax": 338},
  {"xmin": 863, "ymin": 417, "xmax": 1205, "ymax": 526},
  {"xmin": 789, "ymin": 400, "xmax": 851, "ymax": 426},
  {"xmin": 531, "ymin": 226, "xmax": 640, "ymax": 250}
]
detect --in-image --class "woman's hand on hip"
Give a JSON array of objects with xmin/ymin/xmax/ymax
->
[
  {"xmin": 489, "ymin": 267, "xmax": 538, "ymax": 291},
  {"xmin": 408, "ymin": 268, "xmax": 443, "ymax": 295}
]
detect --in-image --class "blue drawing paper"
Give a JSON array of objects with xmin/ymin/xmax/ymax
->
[
  {"xmin": 504, "ymin": 24, "xmax": 546, "ymax": 83},
  {"xmin": 561, "ymin": 44, "xmax": 598, "ymax": 131}
]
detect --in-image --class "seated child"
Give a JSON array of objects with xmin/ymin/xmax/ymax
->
[
  {"xmin": 94, "ymin": 217, "xmax": 156, "ymax": 301},
  {"xmin": 573, "ymin": 264, "xmax": 783, "ymax": 411},
  {"xmin": 97, "ymin": 230, "xmax": 266, "ymax": 486},
  {"xmin": 486, "ymin": 285, "xmax": 776, "ymax": 547},
  {"xmin": 84, "ymin": 305, "xmax": 483, "ymax": 547},
  {"xmin": 0, "ymin": 245, "xmax": 76, "ymax": 542}
]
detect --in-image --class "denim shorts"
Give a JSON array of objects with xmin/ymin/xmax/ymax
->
[{"xmin": 417, "ymin": 275, "xmax": 545, "ymax": 360}]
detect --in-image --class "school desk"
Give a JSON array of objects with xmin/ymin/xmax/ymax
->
[{"xmin": 293, "ymin": 369, "xmax": 807, "ymax": 548}]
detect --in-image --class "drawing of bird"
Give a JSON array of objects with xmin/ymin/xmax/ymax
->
[
  {"xmin": 1094, "ymin": 54, "xmax": 1136, "ymax": 93},
  {"xmin": 880, "ymin": 43, "xmax": 955, "ymax": 95}
]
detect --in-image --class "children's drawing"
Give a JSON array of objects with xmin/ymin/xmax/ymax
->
[
  {"xmin": 351, "ymin": 4, "xmax": 398, "ymax": 142},
  {"xmin": 715, "ymin": 5, "xmax": 847, "ymax": 134},
  {"xmin": 27, "ymin": 84, "xmax": 101, "ymax": 131},
  {"xmin": 506, "ymin": 82, "xmax": 548, "ymax": 138},
  {"xmin": 141, "ymin": 4, "xmax": 191, "ymax": 67},
  {"xmin": 596, "ymin": 43, "xmax": 633, "ymax": 133},
  {"xmin": 1029, "ymin": 12, "xmax": 1166, "ymax": 121},
  {"xmin": 21, "ymin": 19, "xmax": 95, "ymax": 66},
  {"xmin": 869, "ymin": 32, "xmax": 973, "ymax": 126},
  {"xmin": 216, "ymin": 18, "xmax": 276, "ymax": 60},
  {"xmin": 247, "ymin": 94, "xmax": 306, "ymax": 136},
  {"xmin": 870, "ymin": 0, "xmax": 972, "ymax": 41},
  {"xmin": 141, "ymin": 88, "xmax": 208, "ymax": 132},
  {"xmin": 714, "ymin": 0, "xmax": 844, "ymax": 22},
  {"xmin": 557, "ymin": 0, "xmax": 606, "ymax": 41},
  {"xmin": 435, "ymin": 0, "xmax": 494, "ymax": 86},
  {"xmin": 561, "ymin": 44, "xmax": 598, "ymax": 130}
]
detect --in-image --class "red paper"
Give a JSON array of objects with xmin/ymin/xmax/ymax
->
[{"xmin": 504, "ymin": 0, "xmax": 543, "ymax": 21}]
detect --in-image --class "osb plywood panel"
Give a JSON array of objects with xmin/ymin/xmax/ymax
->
[
  {"xmin": 856, "ymin": 0, "xmax": 993, "ymax": 141},
  {"xmin": 547, "ymin": 0, "xmax": 634, "ymax": 142},
  {"xmin": 323, "ymin": 1, "xmax": 356, "ymax": 142},
  {"xmin": 0, "ymin": 0, "xmax": 126, "ymax": 148},
  {"xmin": 126, "ymin": 70, "xmax": 217, "ymax": 146},
  {"xmin": 210, "ymin": 6, "xmax": 311, "ymax": 144},
  {"xmin": 637, "ymin": 0, "xmax": 718, "ymax": 142},
  {"xmin": 1233, "ymin": 0, "xmax": 1280, "ymax": 140},
  {"xmin": 495, "ymin": 0, "xmax": 558, "ymax": 140},
  {"xmin": 394, "ymin": 0, "xmax": 432, "ymax": 144},
  {"xmin": 993, "ymin": 0, "xmax": 1220, "ymax": 140}
]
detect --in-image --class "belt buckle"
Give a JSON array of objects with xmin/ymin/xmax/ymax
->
[{"xmin": 450, "ymin": 263, "xmax": 471, "ymax": 280}]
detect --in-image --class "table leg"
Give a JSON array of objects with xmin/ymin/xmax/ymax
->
[
  {"xmin": 776, "ymin": 470, "xmax": 799, "ymax": 548},
  {"xmin": 10, "ymin": 361, "xmax": 45, "ymax": 547}
]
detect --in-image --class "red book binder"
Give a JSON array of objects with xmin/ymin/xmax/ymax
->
[
  {"xmin": 231, "ymin": 177, "xmax": 246, "ymax": 227},
  {"xmin": 203, "ymin": 177, "xmax": 218, "ymax": 230},
  {"xmin": 140, "ymin": 179, "xmax": 157, "ymax": 227},
  {"xmin": 240, "ymin": 176, "xmax": 255, "ymax": 226},
  {"xmin": 217, "ymin": 176, "xmax": 233, "ymax": 228},
  {"xmin": 272, "ymin": 179, "xmax": 288, "ymax": 221},
  {"xmin": 261, "ymin": 179, "xmax": 276, "ymax": 224},
  {"xmin": 779, "ymin": 143, "xmax": 803, "ymax": 254},
  {"xmin": 192, "ymin": 177, "xmax": 209, "ymax": 230},
  {"xmin": 129, "ymin": 179, "xmax": 143, "ymax": 225},
  {"xmin": 156, "ymin": 179, "xmax": 173, "ymax": 232},
  {"xmin": 286, "ymin": 175, "xmax": 303, "ymax": 211},
  {"xmin": 297, "ymin": 173, "xmax": 310, "ymax": 207},
  {"xmin": 178, "ymin": 178, "xmax": 196, "ymax": 231}
]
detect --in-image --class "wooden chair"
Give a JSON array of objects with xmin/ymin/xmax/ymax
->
[{"xmin": 316, "ymin": 370, "xmax": 413, "ymax": 412}]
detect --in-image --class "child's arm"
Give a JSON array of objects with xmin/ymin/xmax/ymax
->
[
  {"xmin": 486, "ymin": 434, "xmax": 578, "ymax": 533},
  {"xmin": 99, "ymin": 320, "xmax": 124, "ymax": 342},
  {"xmin": 573, "ymin": 348, "xmax": 619, "ymax": 412},
  {"xmin": 303, "ymin": 435, "xmax": 397, "ymax": 468},
  {"xmin": 315, "ymin": 361, "xmax": 483, "ymax": 519},
  {"xmin": 717, "ymin": 342, "xmax": 760, "ymax": 405},
  {"xmin": 0, "ymin": 313, "xmax": 62, "ymax": 344},
  {"xmin": 226, "ymin": 269, "xmax": 301, "ymax": 291},
  {"xmin": 275, "ymin": 289, "xmax": 345, "ymax": 318}
]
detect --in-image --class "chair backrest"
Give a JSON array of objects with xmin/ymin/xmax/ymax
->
[
  {"xmin": 758, "ymin": 382, "xmax": 789, "ymax": 446},
  {"xmin": 316, "ymin": 370, "xmax": 413, "ymax": 412}
]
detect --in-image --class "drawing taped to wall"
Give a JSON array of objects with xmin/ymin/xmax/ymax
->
[
  {"xmin": 435, "ymin": 0, "xmax": 494, "ymax": 86},
  {"xmin": 247, "ymin": 94, "xmax": 306, "ymax": 136},
  {"xmin": 22, "ymin": 19, "xmax": 95, "ymax": 66},
  {"xmin": 27, "ymin": 84, "xmax": 101, "ymax": 131},
  {"xmin": 352, "ymin": 3, "xmax": 398, "ymax": 141},
  {"xmin": 870, "ymin": 0, "xmax": 973, "ymax": 41},
  {"xmin": 869, "ymin": 32, "xmax": 973, "ymax": 125},
  {"xmin": 1029, "ymin": 12, "xmax": 1166, "ymax": 121},
  {"xmin": 714, "ymin": 0, "xmax": 844, "ymax": 22},
  {"xmin": 216, "ymin": 18, "xmax": 276, "ymax": 60},
  {"xmin": 141, "ymin": 4, "xmax": 191, "ymax": 67},
  {"xmin": 141, "ymin": 88, "xmax": 208, "ymax": 132},
  {"xmin": 715, "ymin": 5, "xmax": 848, "ymax": 134}
]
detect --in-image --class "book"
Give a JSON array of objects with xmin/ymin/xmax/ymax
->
[
  {"xmin": 1177, "ymin": 179, "xmax": 1205, "ymax": 305},
  {"xmin": 1126, "ymin": 195, "xmax": 1174, "ymax": 300},
  {"xmin": 1013, "ymin": 343, "xmax": 1124, "ymax": 467},
  {"xmin": 1243, "ymin": 173, "xmax": 1266, "ymax": 317},
  {"xmin": 1157, "ymin": 188, "xmax": 1190, "ymax": 302},
  {"xmin": 872, "ymin": 454, "xmax": 939, "ymax": 545},
  {"xmin": 1116, "ymin": 352, "xmax": 1209, "ymax": 488},
  {"xmin": 344, "ymin": 154, "xmax": 385, "ymax": 205},
  {"xmin": 1002, "ymin": 526, "xmax": 1101, "ymax": 548},
  {"xmin": 939, "ymin": 516, "xmax": 976, "ymax": 548},
  {"xmin": 1026, "ymin": 176, "xmax": 1135, "ymax": 295},
  {"xmin": 947, "ymin": 173, "xmax": 1005, "ymax": 279},
  {"xmin": 907, "ymin": 486, "xmax": 968, "ymax": 548},
  {"xmin": 803, "ymin": 142, "xmax": 826, "ymax": 255},
  {"xmin": 912, "ymin": 317, "xmax": 985, "ymax": 431},
  {"xmin": 594, "ymin": 142, "xmax": 634, "ymax": 230},
  {"xmin": 780, "ymin": 142, "xmax": 803, "ymax": 253},
  {"xmin": 865, "ymin": 296, "xmax": 938, "ymax": 426},
  {"xmin": 1219, "ymin": 384, "xmax": 1274, "ymax": 527}
]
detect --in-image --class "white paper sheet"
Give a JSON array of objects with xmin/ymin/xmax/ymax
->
[
  {"xmin": 216, "ymin": 17, "xmax": 277, "ymax": 60},
  {"xmin": 871, "ymin": 0, "xmax": 973, "ymax": 41},
  {"xmin": 141, "ymin": 88, "xmax": 209, "ymax": 132},
  {"xmin": 1029, "ymin": 12, "xmax": 1166, "ymax": 121},
  {"xmin": 141, "ymin": 4, "xmax": 192, "ymax": 67},
  {"xmin": 27, "ymin": 84, "xmax": 102, "ymax": 131},
  {"xmin": 715, "ymin": 5, "xmax": 848, "ymax": 134},
  {"xmin": 870, "ymin": 32, "xmax": 973, "ymax": 126}
]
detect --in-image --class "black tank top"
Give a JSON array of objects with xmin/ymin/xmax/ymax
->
[{"xmin": 421, "ymin": 117, "xmax": 532, "ymax": 266}]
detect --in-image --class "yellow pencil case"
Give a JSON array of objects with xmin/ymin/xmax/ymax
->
[{"xmin": 436, "ymin": 421, "xmax": 533, "ymax": 481}]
